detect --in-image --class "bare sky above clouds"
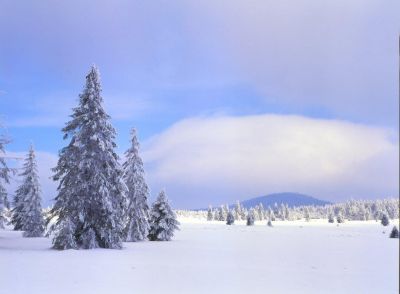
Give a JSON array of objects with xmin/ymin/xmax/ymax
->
[{"xmin": 0, "ymin": 0, "xmax": 399, "ymax": 208}]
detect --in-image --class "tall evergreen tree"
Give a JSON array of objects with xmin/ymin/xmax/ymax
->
[
  {"xmin": 0, "ymin": 131, "xmax": 11, "ymax": 228},
  {"xmin": 123, "ymin": 128, "xmax": 150, "ymax": 242},
  {"xmin": 11, "ymin": 145, "xmax": 44, "ymax": 237},
  {"xmin": 148, "ymin": 190, "xmax": 179, "ymax": 241},
  {"xmin": 47, "ymin": 65, "xmax": 126, "ymax": 249}
]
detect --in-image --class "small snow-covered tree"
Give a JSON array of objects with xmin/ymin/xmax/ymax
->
[
  {"xmin": 122, "ymin": 128, "xmax": 150, "ymax": 242},
  {"xmin": 381, "ymin": 213, "xmax": 389, "ymax": 226},
  {"xmin": 328, "ymin": 212, "xmax": 335, "ymax": 223},
  {"xmin": 213, "ymin": 209, "xmax": 219, "ymax": 220},
  {"xmin": 148, "ymin": 190, "xmax": 180, "ymax": 241},
  {"xmin": 364, "ymin": 207, "xmax": 372, "ymax": 221},
  {"xmin": 304, "ymin": 207, "xmax": 311, "ymax": 222},
  {"xmin": 47, "ymin": 65, "xmax": 126, "ymax": 249},
  {"xmin": 247, "ymin": 208, "xmax": 255, "ymax": 226},
  {"xmin": 218, "ymin": 205, "xmax": 226, "ymax": 221},
  {"xmin": 52, "ymin": 217, "xmax": 77, "ymax": 250},
  {"xmin": 389, "ymin": 226, "xmax": 399, "ymax": 238},
  {"xmin": 207, "ymin": 206, "xmax": 213, "ymax": 221},
  {"xmin": 11, "ymin": 146, "xmax": 44, "ymax": 237},
  {"xmin": 226, "ymin": 210, "xmax": 235, "ymax": 225},
  {"xmin": 284, "ymin": 204, "xmax": 290, "ymax": 220},
  {"xmin": 223, "ymin": 204, "xmax": 229, "ymax": 216},
  {"xmin": 234, "ymin": 201, "xmax": 242, "ymax": 220},
  {"xmin": 257, "ymin": 203, "xmax": 265, "ymax": 220},
  {"xmin": 273, "ymin": 203, "xmax": 279, "ymax": 217},
  {"xmin": 0, "ymin": 130, "xmax": 11, "ymax": 228},
  {"xmin": 336, "ymin": 212, "xmax": 345, "ymax": 223},
  {"xmin": 270, "ymin": 210, "xmax": 276, "ymax": 221}
]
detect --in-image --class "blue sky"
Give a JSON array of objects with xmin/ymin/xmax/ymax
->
[{"xmin": 0, "ymin": 0, "xmax": 399, "ymax": 208}]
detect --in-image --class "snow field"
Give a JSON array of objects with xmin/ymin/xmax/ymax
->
[{"xmin": 0, "ymin": 219, "xmax": 398, "ymax": 294}]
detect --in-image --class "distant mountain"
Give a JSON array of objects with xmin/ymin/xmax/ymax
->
[{"xmin": 235, "ymin": 192, "xmax": 331, "ymax": 209}]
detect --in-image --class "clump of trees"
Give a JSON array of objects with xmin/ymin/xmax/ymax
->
[{"xmin": 1, "ymin": 65, "xmax": 179, "ymax": 249}]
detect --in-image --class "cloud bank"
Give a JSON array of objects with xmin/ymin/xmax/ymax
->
[{"xmin": 142, "ymin": 114, "xmax": 399, "ymax": 208}]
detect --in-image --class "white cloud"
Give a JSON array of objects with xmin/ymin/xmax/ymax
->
[{"xmin": 142, "ymin": 114, "xmax": 399, "ymax": 208}]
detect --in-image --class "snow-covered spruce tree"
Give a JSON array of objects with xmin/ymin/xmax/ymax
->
[
  {"xmin": 328, "ymin": 212, "xmax": 335, "ymax": 223},
  {"xmin": 122, "ymin": 128, "xmax": 150, "ymax": 242},
  {"xmin": 381, "ymin": 213, "xmax": 389, "ymax": 226},
  {"xmin": 218, "ymin": 205, "xmax": 226, "ymax": 221},
  {"xmin": 240, "ymin": 207, "xmax": 247, "ymax": 220},
  {"xmin": 207, "ymin": 205, "xmax": 213, "ymax": 221},
  {"xmin": 246, "ymin": 208, "xmax": 255, "ymax": 226},
  {"xmin": 257, "ymin": 203, "xmax": 265, "ymax": 220},
  {"xmin": 336, "ymin": 212, "xmax": 345, "ymax": 223},
  {"xmin": 234, "ymin": 201, "xmax": 242, "ymax": 220},
  {"xmin": 148, "ymin": 190, "xmax": 179, "ymax": 241},
  {"xmin": 304, "ymin": 207, "xmax": 310, "ymax": 222},
  {"xmin": 47, "ymin": 65, "xmax": 126, "ymax": 250},
  {"xmin": 284, "ymin": 204, "xmax": 290, "ymax": 220},
  {"xmin": 0, "ymin": 131, "xmax": 11, "ymax": 228},
  {"xmin": 11, "ymin": 145, "xmax": 44, "ymax": 237},
  {"xmin": 226, "ymin": 210, "xmax": 235, "ymax": 225},
  {"xmin": 213, "ymin": 209, "xmax": 219, "ymax": 220},
  {"xmin": 389, "ymin": 226, "xmax": 399, "ymax": 238},
  {"xmin": 223, "ymin": 204, "xmax": 230, "ymax": 219},
  {"xmin": 270, "ymin": 210, "xmax": 276, "ymax": 221}
]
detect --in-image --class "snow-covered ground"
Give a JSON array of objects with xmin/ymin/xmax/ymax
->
[{"xmin": 1, "ymin": 219, "xmax": 398, "ymax": 294}]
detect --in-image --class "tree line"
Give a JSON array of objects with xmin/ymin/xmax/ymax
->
[{"xmin": 177, "ymin": 198, "xmax": 399, "ymax": 225}]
